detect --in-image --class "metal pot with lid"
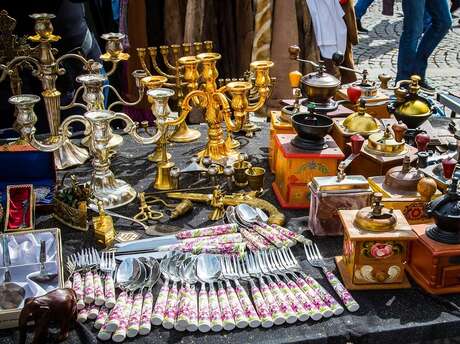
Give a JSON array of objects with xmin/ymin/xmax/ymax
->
[{"xmin": 341, "ymin": 99, "xmax": 381, "ymax": 135}]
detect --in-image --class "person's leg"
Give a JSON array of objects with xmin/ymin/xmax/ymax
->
[
  {"xmin": 413, "ymin": 0, "xmax": 452, "ymax": 80},
  {"xmin": 354, "ymin": 0, "xmax": 375, "ymax": 20},
  {"xmin": 396, "ymin": 0, "xmax": 426, "ymax": 81}
]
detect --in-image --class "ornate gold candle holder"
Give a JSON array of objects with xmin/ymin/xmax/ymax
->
[{"xmin": 177, "ymin": 52, "xmax": 273, "ymax": 164}]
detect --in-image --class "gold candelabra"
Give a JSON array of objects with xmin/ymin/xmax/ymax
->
[
  {"xmin": 137, "ymin": 41, "xmax": 214, "ymax": 143},
  {"xmin": 0, "ymin": 12, "xmax": 129, "ymax": 169},
  {"xmin": 176, "ymin": 53, "xmax": 273, "ymax": 163}
]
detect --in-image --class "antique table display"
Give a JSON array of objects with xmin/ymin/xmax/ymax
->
[
  {"xmin": 0, "ymin": 228, "xmax": 63, "ymax": 329},
  {"xmin": 308, "ymin": 162, "xmax": 372, "ymax": 236},
  {"xmin": 368, "ymin": 155, "xmax": 441, "ymax": 224},
  {"xmin": 407, "ymin": 172, "xmax": 460, "ymax": 294},
  {"xmin": 336, "ymin": 194, "xmax": 417, "ymax": 290},
  {"xmin": 347, "ymin": 122, "xmax": 418, "ymax": 177}
]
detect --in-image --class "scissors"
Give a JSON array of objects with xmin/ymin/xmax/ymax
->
[{"xmin": 134, "ymin": 192, "xmax": 163, "ymax": 222}]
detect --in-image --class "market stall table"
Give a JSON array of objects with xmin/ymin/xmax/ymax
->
[{"xmin": 1, "ymin": 122, "xmax": 460, "ymax": 344}]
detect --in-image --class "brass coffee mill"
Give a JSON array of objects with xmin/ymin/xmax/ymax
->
[{"xmin": 0, "ymin": 12, "xmax": 131, "ymax": 169}]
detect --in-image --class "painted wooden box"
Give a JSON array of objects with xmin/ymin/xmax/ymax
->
[
  {"xmin": 336, "ymin": 209, "xmax": 417, "ymax": 290},
  {"xmin": 272, "ymin": 134, "xmax": 344, "ymax": 209},
  {"xmin": 268, "ymin": 111, "xmax": 295, "ymax": 173}
]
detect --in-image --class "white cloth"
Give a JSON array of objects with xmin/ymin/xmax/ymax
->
[{"xmin": 305, "ymin": 0, "xmax": 347, "ymax": 59}]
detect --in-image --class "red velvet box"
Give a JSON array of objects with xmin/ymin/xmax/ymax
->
[{"xmin": 4, "ymin": 184, "xmax": 35, "ymax": 232}]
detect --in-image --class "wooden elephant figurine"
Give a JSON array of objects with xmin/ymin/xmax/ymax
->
[{"xmin": 19, "ymin": 288, "xmax": 77, "ymax": 344}]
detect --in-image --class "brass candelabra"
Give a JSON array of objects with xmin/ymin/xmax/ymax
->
[
  {"xmin": 177, "ymin": 53, "xmax": 273, "ymax": 163},
  {"xmin": 137, "ymin": 41, "xmax": 214, "ymax": 143},
  {"xmin": 0, "ymin": 12, "xmax": 129, "ymax": 169}
]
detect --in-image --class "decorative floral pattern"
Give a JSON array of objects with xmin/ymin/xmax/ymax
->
[
  {"xmin": 151, "ymin": 280, "xmax": 169, "ymax": 325},
  {"xmin": 268, "ymin": 279, "xmax": 296, "ymax": 320},
  {"xmin": 225, "ymin": 281, "xmax": 247, "ymax": 327},
  {"xmin": 163, "ymin": 283, "xmax": 179, "ymax": 327},
  {"xmin": 176, "ymin": 284, "xmax": 191, "ymax": 327},
  {"xmin": 251, "ymin": 225, "xmax": 291, "ymax": 248},
  {"xmin": 277, "ymin": 279, "xmax": 308, "ymax": 321},
  {"xmin": 94, "ymin": 306, "xmax": 109, "ymax": 330},
  {"xmin": 208, "ymin": 285, "xmax": 223, "ymax": 329},
  {"xmin": 180, "ymin": 233, "xmax": 243, "ymax": 247},
  {"xmin": 187, "ymin": 285, "xmax": 198, "ymax": 330},
  {"xmin": 285, "ymin": 279, "xmax": 313, "ymax": 321},
  {"xmin": 198, "ymin": 284, "xmax": 211, "ymax": 329},
  {"xmin": 112, "ymin": 294, "xmax": 133, "ymax": 342},
  {"xmin": 77, "ymin": 306, "xmax": 88, "ymax": 323},
  {"xmin": 240, "ymin": 228, "xmax": 271, "ymax": 250},
  {"xmin": 370, "ymin": 243, "xmax": 394, "ymax": 259},
  {"xmin": 234, "ymin": 281, "xmax": 260, "ymax": 324},
  {"xmin": 324, "ymin": 270, "xmax": 359, "ymax": 312},
  {"xmin": 294, "ymin": 277, "xmax": 330, "ymax": 317},
  {"xmin": 303, "ymin": 275, "xmax": 343, "ymax": 315},
  {"xmin": 217, "ymin": 284, "xmax": 235, "ymax": 329},
  {"xmin": 259, "ymin": 280, "xmax": 283, "ymax": 323},
  {"xmin": 268, "ymin": 223, "xmax": 310, "ymax": 245},
  {"xmin": 88, "ymin": 304, "xmax": 100, "ymax": 320},
  {"xmin": 250, "ymin": 281, "xmax": 273, "ymax": 325},
  {"xmin": 106, "ymin": 291, "xmax": 128, "ymax": 332},
  {"xmin": 158, "ymin": 242, "xmax": 246, "ymax": 257},
  {"xmin": 72, "ymin": 272, "xmax": 83, "ymax": 303},
  {"xmin": 176, "ymin": 223, "xmax": 238, "ymax": 239},
  {"xmin": 127, "ymin": 293, "xmax": 144, "ymax": 337},
  {"xmin": 83, "ymin": 271, "xmax": 94, "ymax": 304},
  {"xmin": 139, "ymin": 292, "xmax": 153, "ymax": 335},
  {"xmin": 93, "ymin": 272, "xmax": 105, "ymax": 306},
  {"xmin": 104, "ymin": 273, "xmax": 116, "ymax": 309}
]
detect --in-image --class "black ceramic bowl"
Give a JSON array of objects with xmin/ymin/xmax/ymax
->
[{"xmin": 291, "ymin": 112, "xmax": 333, "ymax": 141}]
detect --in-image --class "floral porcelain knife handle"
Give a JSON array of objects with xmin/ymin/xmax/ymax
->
[
  {"xmin": 104, "ymin": 273, "xmax": 116, "ymax": 309},
  {"xmin": 72, "ymin": 272, "xmax": 85, "ymax": 310},
  {"xmin": 83, "ymin": 270, "xmax": 95, "ymax": 304},
  {"xmin": 323, "ymin": 269, "xmax": 359, "ymax": 312},
  {"xmin": 105, "ymin": 291, "xmax": 128, "ymax": 332},
  {"xmin": 112, "ymin": 294, "xmax": 133, "ymax": 343},
  {"xmin": 93, "ymin": 272, "xmax": 105, "ymax": 306}
]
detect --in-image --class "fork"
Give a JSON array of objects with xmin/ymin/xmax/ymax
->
[
  {"xmin": 240, "ymin": 255, "xmax": 274, "ymax": 328},
  {"xmin": 246, "ymin": 252, "xmax": 285, "ymax": 325},
  {"xmin": 254, "ymin": 251, "xmax": 298, "ymax": 324},
  {"xmin": 270, "ymin": 249, "xmax": 332, "ymax": 319},
  {"xmin": 67, "ymin": 253, "xmax": 85, "ymax": 309},
  {"xmin": 100, "ymin": 251, "xmax": 116, "ymax": 309},
  {"xmin": 282, "ymin": 248, "xmax": 344, "ymax": 316},
  {"xmin": 304, "ymin": 243, "xmax": 359, "ymax": 312},
  {"xmin": 89, "ymin": 249, "xmax": 105, "ymax": 307},
  {"xmin": 219, "ymin": 256, "xmax": 249, "ymax": 329},
  {"xmin": 225, "ymin": 256, "xmax": 261, "ymax": 328}
]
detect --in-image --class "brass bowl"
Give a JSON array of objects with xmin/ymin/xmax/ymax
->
[
  {"xmin": 300, "ymin": 73, "xmax": 340, "ymax": 104},
  {"xmin": 245, "ymin": 167, "xmax": 265, "ymax": 191}
]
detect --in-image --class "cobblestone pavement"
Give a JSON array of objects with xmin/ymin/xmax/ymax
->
[{"xmin": 354, "ymin": 0, "xmax": 460, "ymax": 94}]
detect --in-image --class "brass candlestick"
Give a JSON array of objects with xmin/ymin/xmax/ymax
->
[
  {"xmin": 137, "ymin": 41, "xmax": 213, "ymax": 143},
  {"xmin": 178, "ymin": 53, "xmax": 273, "ymax": 163},
  {"xmin": 0, "ymin": 12, "xmax": 130, "ymax": 169}
]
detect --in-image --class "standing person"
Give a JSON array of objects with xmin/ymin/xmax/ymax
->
[
  {"xmin": 396, "ymin": 0, "xmax": 452, "ymax": 91},
  {"xmin": 354, "ymin": 0, "xmax": 375, "ymax": 32}
]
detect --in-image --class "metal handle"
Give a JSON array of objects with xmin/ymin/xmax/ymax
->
[{"xmin": 39, "ymin": 240, "xmax": 46, "ymax": 274}]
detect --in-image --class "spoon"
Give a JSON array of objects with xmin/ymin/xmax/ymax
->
[
  {"xmin": 151, "ymin": 255, "xmax": 172, "ymax": 326},
  {"xmin": 138, "ymin": 258, "xmax": 161, "ymax": 335},
  {"xmin": 162, "ymin": 253, "xmax": 183, "ymax": 329},
  {"xmin": 29, "ymin": 240, "xmax": 58, "ymax": 283},
  {"xmin": 197, "ymin": 254, "xmax": 223, "ymax": 332},
  {"xmin": 235, "ymin": 204, "xmax": 259, "ymax": 225},
  {"xmin": 175, "ymin": 256, "xmax": 197, "ymax": 331}
]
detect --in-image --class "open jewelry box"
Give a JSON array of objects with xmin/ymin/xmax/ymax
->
[
  {"xmin": 4, "ymin": 184, "xmax": 35, "ymax": 232},
  {"xmin": 0, "ymin": 228, "xmax": 64, "ymax": 329}
]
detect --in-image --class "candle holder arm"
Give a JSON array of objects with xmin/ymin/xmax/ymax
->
[
  {"xmin": 167, "ymin": 90, "xmax": 207, "ymax": 126},
  {"xmin": 148, "ymin": 49, "xmax": 175, "ymax": 79},
  {"xmin": 105, "ymin": 84, "xmax": 145, "ymax": 111},
  {"xmin": 214, "ymin": 92, "xmax": 245, "ymax": 132},
  {"xmin": 112, "ymin": 112, "xmax": 162, "ymax": 145},
  {"xmin": 30, "ymin": 115, "xmax": 91, "ymax": 152},
  {"xmin": 0, "ymin": 56, "xmax": 42, "ymax": 83},
  {"xmin": 60, "ymin": 85, "xmax": 86, "ymax": 110},
  {"xmin": 245, "ymin": 86, "xmax": 269, "ymax": 113},
  {"xmin": 137, "ymin": 48, "xmax": 151, "ymax": 76},
  {"xmin": 55, "ymin": 54, "xmax": 95, "ymax": 73}
]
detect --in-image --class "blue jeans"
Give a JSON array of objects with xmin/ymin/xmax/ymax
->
[
  {"xmin": 396, "ymin": 0, "xmax": 452, "ymax": 81},
  {"xmin": 355, "ymin": 0, "xmax": 375, "ymax": 20}
]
